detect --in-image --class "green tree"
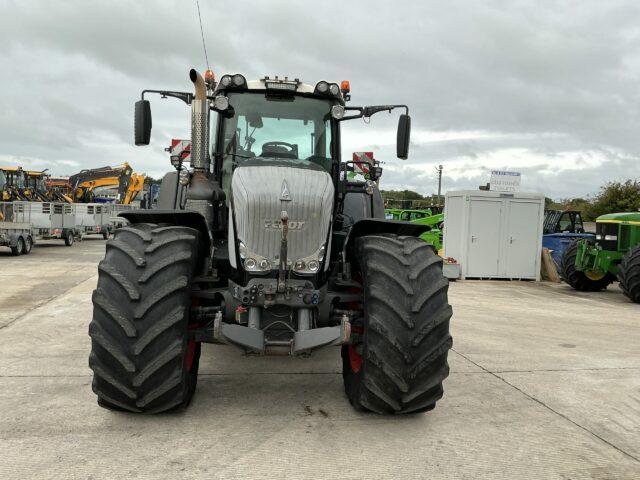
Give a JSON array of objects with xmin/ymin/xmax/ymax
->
[{"xmin": 589, "ymin": 180, "xmax": 640, "ymax": 218}]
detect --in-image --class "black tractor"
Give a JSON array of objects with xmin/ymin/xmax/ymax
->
[{"xmin": 88, "ymin": 70, "xmax": 452, "ymax": 414}]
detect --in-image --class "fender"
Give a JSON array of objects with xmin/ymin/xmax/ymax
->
[
  {"xmin": 119, "ymin": 210, "xmax": 211, "ymax": 253},
  {"xmin": 343, "ymin": 218, "xmax": 430, "ymax": 257}
]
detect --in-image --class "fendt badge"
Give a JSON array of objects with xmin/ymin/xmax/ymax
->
[
  {"xmin": 280, "ymin": 180, "xmax": 292, "ymax": 201},
  {"xmin": 264, "ymin": 219, "xmax": 305, "ymax": 230}
]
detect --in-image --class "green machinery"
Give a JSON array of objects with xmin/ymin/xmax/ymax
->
[
  {"xmin": 412, "ymin": 213, "xmax": 444, "ymax": 252},
  {"xmin": 385, "ymin": 208, "xmax": 444, "ymax": 251},
  {"xmin": 560, "ymin": 212, "xmax": 640, "ymax": 303}
]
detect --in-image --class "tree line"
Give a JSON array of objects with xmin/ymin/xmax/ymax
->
[
  {"xmin": 382, "ymin": 180, "xmax": 640, "ymax": 220},
  {"xmin": 546, "ymin": 180, "xmax": 640, "ymax": 221}
]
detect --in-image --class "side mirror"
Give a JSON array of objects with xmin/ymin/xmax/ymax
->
[
  {"xmin": 396, "ymin": 114, "xmax": 411, "ymax": 159},
  {"xmin": 134, "ymin": 100, "xmax": 152, "ymax": 145}
]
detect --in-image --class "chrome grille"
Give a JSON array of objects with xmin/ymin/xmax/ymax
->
[{"xmin": 231, "ymin": 165, "xmax": 334, "ymax": 263}]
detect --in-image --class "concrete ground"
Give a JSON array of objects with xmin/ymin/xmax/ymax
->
[{"xmin": 1, "ymin": 239, "xmax": 639, "ymax": 479}]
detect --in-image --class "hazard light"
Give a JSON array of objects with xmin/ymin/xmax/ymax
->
[
  {"xmin": 204, "ymin": 69, "xmax": 216, "ymax": 85},
  {"xmin": 340, "ymin": 80, "xmax": 350, "ymax": 93}
]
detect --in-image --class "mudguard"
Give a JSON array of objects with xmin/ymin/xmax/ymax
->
[
  {"xmin": 119, "ymin": 210, "xmax": 211, "ymax": 252},
  {"xmin": 343, "ymin": 218, "xmax": 430, "ymax": 257}
]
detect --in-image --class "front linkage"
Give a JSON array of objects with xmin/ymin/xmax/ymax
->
[{"xmin": 574, "ymin": 239, "xmax": 622, "ymax": 280}]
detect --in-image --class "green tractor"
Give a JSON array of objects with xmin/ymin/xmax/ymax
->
[
  {"xmin": 384, "ymin": 207, "xmax": 433, "ymax": 221},
  {"xmin": 384, "ymin": 208, "xmax": 444, "ymax": 251},
  {"xmin": 560, "ymin": 212, "xmax": 640, "ymax": 302},
  {"xmin": 412, "ymin": 213, "xmax": 444, "ymax": 252}
]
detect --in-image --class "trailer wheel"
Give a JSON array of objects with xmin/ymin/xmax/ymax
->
[
  {"xmin": 64, "ymin": 231, "xmax": 74, "ymax": 246},
  {"xmin": 11, "ymin": 237, "xmax": 25, "ymax": 256},
  {"xmin": 342, "ymin": 235, "xmax": 453, "ymax": 414},
  {"xmin": 619, "ymin": 245, "xmax": 640, "ymax": 303},
  {"xmin": 88, "ymin": 223, "xmax": 201, "ymax": 413},
  {"xmin": 560, "ymin": 240, "xmax": 614, "ymax": 291},
  {"xmin": 23, "ymin": 236, "xmax": 33, "ymax": 254}
]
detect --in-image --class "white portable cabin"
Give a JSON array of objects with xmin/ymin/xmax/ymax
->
[{"xmin": 443, "ymin": 190, "xmax": 545, "ymax": 280}]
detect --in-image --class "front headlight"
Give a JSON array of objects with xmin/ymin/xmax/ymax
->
[
  {"xmin": 239, "ymin": 242, "xmax": 272, "ymax": 273},
  {"xmin": 179, "ymin": 169, "xmax": 191, "ymax": 186},
  {"xmin": 244, "ymin": 256, "xmax": 272, "ymax": 272},
  {"xmin": 293, "ymin": 244, "xmax": 326, "ymax": 275}
]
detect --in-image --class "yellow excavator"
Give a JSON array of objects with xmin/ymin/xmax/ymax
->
[
  {"xmin": 68, "ymin": 162, "xmax": 145, "ymax": 204},
  {"xmin": 2, "ymin": 163, "xmax": 144, "ymax": 205},
  {"xmin": 0, "ymin": 167, "xmax": 55, "ymax": 202}
]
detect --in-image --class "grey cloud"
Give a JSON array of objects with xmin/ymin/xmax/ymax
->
[{"xmin": 0, "ymin": 0, "xmax": 639, "ymax": 193}]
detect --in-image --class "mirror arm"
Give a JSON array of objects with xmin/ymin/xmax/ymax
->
[
  {"xmin": 141, "ymin": 89, "xmax": 194, "ymax": 105},
  {"xmin": 338, "ymin": 104, "xmax": 409, "ymax": 121}
]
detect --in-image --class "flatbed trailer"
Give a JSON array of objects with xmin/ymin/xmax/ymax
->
[
  {"xmin": 0, "ymin": 202, "xmax": 34, "ymax": 255},
  {"xmin": 75, "ymin": 203, "xmax": 112, "ymax": 239},
  {"xmin": 1, "ymin": 201, "xmax": 79, "ymax": 247}
]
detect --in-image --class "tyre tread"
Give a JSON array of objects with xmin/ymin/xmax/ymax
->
[{"xmin": 343, "ymin": 235, "xmax": 453, "ymax": 414}]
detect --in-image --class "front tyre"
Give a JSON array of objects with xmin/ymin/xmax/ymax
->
[
  {"xmin": 619, "ymin": 245, "xmax": 640, "ymax": 303},
  {"xmin": 560, "ymin": 240, "xmax": 614, "ymax": 291},
  {"xmin": 342, "ymin": 235, "xmax": 453, "ymax": 414},
  {"xmin": 88, "ymin": 223, "xmax": 201, "ymax": 413}
]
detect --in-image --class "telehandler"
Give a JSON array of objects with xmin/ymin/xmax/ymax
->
[{"xmin": 88, "ymin": 70, "xmax": 453, "ymax": 414}]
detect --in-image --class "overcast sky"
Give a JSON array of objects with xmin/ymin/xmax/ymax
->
[{"xmin": 1, "ymin": 0, "xmax": 639, "ymax": 199}]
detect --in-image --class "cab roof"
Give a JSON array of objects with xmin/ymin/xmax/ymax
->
[{"xmin": 597, "ymin": 212, "xmax": 640, "ymax": 223}]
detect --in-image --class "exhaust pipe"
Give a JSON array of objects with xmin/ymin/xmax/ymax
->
[
  {"xmin": 185, "ymin": 68, "xmax": 216, "ymax": 226},
  {"xmin": 189, "ymin": 69, "xmax": 210, "ymax": 171},
  {"xmin": 190, "ymin": 68, "xmax": 207, "ymax": 101}
]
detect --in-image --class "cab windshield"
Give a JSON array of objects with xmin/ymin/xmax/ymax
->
[{"xmin": 219, "ymin": 92, "xmax": 334, "ymax": 173}]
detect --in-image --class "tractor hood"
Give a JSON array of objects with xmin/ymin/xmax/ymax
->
[
  {"xmin": 597, "ymin": 212, "xmax": 640, "ymax": 224},
  {"xmin": 230, "ymin": 162, "xmax": 334, "ymax": 273}
]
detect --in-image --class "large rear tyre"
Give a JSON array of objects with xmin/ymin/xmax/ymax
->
[
  {"xmin": 560, "ymin": 240, "xmax": 614, "ymax": 291},
  {"xmin": 619, "ymin": 245, "xmax": 640, "ymax": 303},
  {"xmin": 88, "ymin": 223, "xmax": 201, "ymax": 413},
  {"xmin": 342, "ymin": 235, "xmax": 453, "ymax": 414}
]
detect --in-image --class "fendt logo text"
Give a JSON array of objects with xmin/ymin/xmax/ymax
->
[{"xmin": 264, "ymin": 220, "xmax": 305, "ymax": 230}]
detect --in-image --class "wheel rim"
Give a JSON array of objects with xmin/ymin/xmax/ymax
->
[
  {"xmin": 585, "ymin": 270, "xmax": 606, "ymax": 281},
  {"xmin": 348, "ymin": 344, "xmax": 363, "ymax": 373},
  {"xmin": 185, "ymin": 340, "xmax": 197, "ymax": 372}
]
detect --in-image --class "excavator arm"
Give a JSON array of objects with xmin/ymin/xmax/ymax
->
[
  {"xmin": 123, "ymin": 173, "xmax": 145, "ymax": 204},
  {"xmin": 70, "ymin": 163, "xmax": 135, "ymax": 203}
]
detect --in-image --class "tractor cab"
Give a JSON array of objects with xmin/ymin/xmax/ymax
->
[
  {"xmin": 212, "ymin": 78, "xmax": 342, "ymax": 200},
  {"xmin": 543, "ymin": 209, "xmax": 585, "ymax": 234}
]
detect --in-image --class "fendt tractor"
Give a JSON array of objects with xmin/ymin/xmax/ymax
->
[
  {"xmin": 88, "ymin": 69, "xmax": 453, "ymax": 414},
  {"xmin": 561, "ymin": 212, "xmax": 640, "ymax": 303}
]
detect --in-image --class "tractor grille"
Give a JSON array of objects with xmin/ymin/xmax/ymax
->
[
  {"xmin": 596, "ymin": 222, "xmax": 618, "ymax": 251},
  {"xmin": 231, "ymin": 164, "xmax": 334, "ymax": 263}
]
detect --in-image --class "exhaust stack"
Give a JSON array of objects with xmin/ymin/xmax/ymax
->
[
  {"xmin": 185, "ymin": 69, "xmax": 216, "ymax": 227},
  {"xmin": 189, "ymin": 69, "xmax": 210, "ymax": 171}
]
